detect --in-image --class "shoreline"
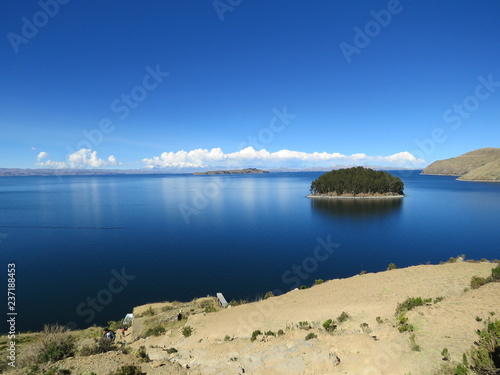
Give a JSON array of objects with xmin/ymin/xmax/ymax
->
[{"xmin": 307, "ymin": 194, "xmax": 404, "ymax": 199}]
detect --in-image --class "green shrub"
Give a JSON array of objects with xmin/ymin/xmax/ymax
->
[
  {"xmin": 448, "ymin": 257, "xmax": 457, "ymax": 263},
  {"xmin": 395, "ymin": 297, "xmax": 432, "ymax": 315},
  {"xmin": 359, "ymin": 270, "xmax": 367, "ymax": 275},
  {"xmin": 314, "ymin": 279, "xmax": 324, "ymax": 285},
  {"xmin": 322, "ymin": 319, "xmax": 337, "ymax": 332},
  {"xmin": 182, "ymin": 326, "xmax": 192, "ymax": 338},
  {"xmin": 376, "ymin": 316, "xmax": 383, "ymax": 324},
  {"xmin": 441, "ymin": 348, "xmax": 450, "ymax": 360},
  {"xmin": 144, "ymin": 325, "xmax": 166, "ymax": 337},
  {"xmin": 136, "ymin": 346, "xmax": 149, "ymax": 362},
  {"xmin": 396, "ymin": 312, "xmax": 414, "ymax": 333},
  {"xmin": 264, "ymin": 330, "xmax": 275, "ymax": 337},
  {"xmin": 409, "ymin": 334, "xmax": 421, "ymax": 351},
  {"xmin": 107, "ymin": 320, "xmax": 127, "ymax": 332},
  {"xmin": 337, "ymin": 312, "xmax": 350, "ymax": 323},
  {"xmin": 491, "ymin": 264, "xmax": 500, "ymax": 281},
  {"xmin": 305, "ymin": 333, "xmax": 317, "ymax": 341},
  {"xmin": 250, "ymin": 330, "xmax": 261, "ymax": 342},
  {"xmin": 166, "ymin": 347, "xmax": 178, "ymax": 354},
  {"xmin": 204, "ymin": 305, "xmax": 217, "ymax": 313},
  {"xmin": 142, "ymin": 307, "xmax": 155, "ymax": 317},
  {"xmin": 433, "ymin": 296, "xmax": 445, "ymax": 304},
  {"xmin": 298, "ymin": 321, "xmax": 311, "ymax": 330},
  {"xmin": 299, "ymin": 285, "xmax": 308, "ymax": 290},
  {"xmin": 470, "ymin": 276, "xmax": 487, "ymax": 289},
  {"xmin": 224, "ymin": 335, "xmax": 231, "ymax": 341},
  {"xmin": 277, "ymin": 329, "xmax": 285, "ymax": 336},
  {"xmin": 263, "ymin": 291, "xmax": 274, "ymax": 299},
  {"xmin": 360, "ymin": 323, "xmax": 371, "ymax": 334},
  {"xmin": 113, "ymin": 365, "xmax": 143, "ymax": 375},
  {"xmin": 161, "ymin": 305, "xmax": 175, "ymax": 312},
  {"xmin": 79, "ymin": 337, "xmax": 116, "ymax": 356},
  {"xmin": 387, "ymin": 263, "xmax": 397, "ymax": 271},
  {"xmin": 37, "ymin": 325, "xmax": 75, "ymax": 364}
]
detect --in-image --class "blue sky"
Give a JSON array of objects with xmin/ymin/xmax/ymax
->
[{"xmin": 1, "ymin": 1, "xmax": 499, "ymax": 170}]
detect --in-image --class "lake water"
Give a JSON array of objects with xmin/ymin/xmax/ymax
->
[{"xmin": 1, "ymin": 171, "xmax": 499, "ymax": 332}]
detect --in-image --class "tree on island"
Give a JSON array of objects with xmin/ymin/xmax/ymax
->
[{"xmin": 310, "ymin": 167, "xmax": 404, "ymax": 196}]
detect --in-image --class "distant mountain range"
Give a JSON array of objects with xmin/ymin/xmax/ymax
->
[
  {"xmin": 422, "ymin": 148, "xmax": 500, "ymax": 181},
  {"xmin": 194, "ymin": 168, "xmax": 269, "ymax": 175},
  {"xmin": 0, "ymin": 165, "xmax": 420, "ymax": 177}
]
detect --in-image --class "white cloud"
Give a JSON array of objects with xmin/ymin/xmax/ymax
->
[
  {"xmin": 35, "ymin": 149, "xmax": 121, "ymax": 169},
  {"xmin": 142, "ymin": 147, "xmax": 426, "ymax": 169},
  {"xmin": 37, "ymin": 151, "xmax": 48, "ymax": 161}
]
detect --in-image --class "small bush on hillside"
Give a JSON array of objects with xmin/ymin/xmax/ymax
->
[
  {"xmin": 113, "ymin": 365, "xmax": 143, "ymax": 375},
  {"xmin": 433, "ymin": 296, "xmax": 445, "ymax": 304},
  {"xmin": 305, "ymin": 333, "xmax": 317, "ymax": 341},
  {"xmin": 144, "ymin": 325, "xmax": 166, "ymax": 337},
  {"xmin": 387, "ymin": 263, "xmax": 397, "ymax": 270},
  {"xmin": 491, "ymin": 264, "xmax": 500, "ymax": 281},
  {"xmin": 79, "ymin": 337, "xmax": 116, "ymax": 356},
  {"xmin": 182, "ymin": 326, "xmax": 192, "ymax": 338},
  {"xmin": 409, "ymin": 334, "xmax": 421, "ymax": 351},
  {"xmin": 396, "ymin": 313, "xmax": 414, "ymax": 333},
  {"xmin": 470, "ymin": 276, "xmax": 487, "ymax": 289},
  {"xmin": 314, "ymin": 279, "xmax": 324, "ymax": 285},
  {"xmin": 264, "ymin": 330, "xmax": 275, "ymax": 337},
  {"xmin": 142, "ymin": 307, "xmax": 155, "ymax": 317},
  {"xmin": 263, "ymin": 291, "xmax": 274, "ymax": 299},
  {"xmin": 136, "ymin": 346, "xmax": 149, "ymax": 362},
  {"xmin": 376, "ymin": 316, "xmax": 384, "ymax": 324},
  {"xmin": 395, "ymin": 297, "xmax": 432, "ymax": 315},
  {"xmin": 441, "ymin": 348, "xmax": 450, "ymax": 360},
  {"xmin": 360, "ymin": 323, "xmax": 371, "ymax": 334},
  {"xmin": 204, "ymin": 305, "xmax": 217, "ymax": 313},
  {"xmin": 322, "ymin": 319, "xmax": 337, "ymax": 332},
  {"xmin": 251, "ymin": 330, "xmax": 261, "ymax": 342},
  {"xmin": 337, "ymin": 312, "xmax": 350, "ymax": 323},
  {"xmin": 36, "ymin": 325, "xmax": 76, "ymax": 364},
  {"xmin": 298, "ymin": 321, "xmax": 311, "ymax": 330},
  {"xmin": 166, "ymin": 347, "xmax": 178, "ymax": 354}
]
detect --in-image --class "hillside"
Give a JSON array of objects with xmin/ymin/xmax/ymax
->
[
  {"xmin": 193, "ymin": 168, "xmax": 269, "ymax": 175},
  {"xmin": 5, "ymin": 261, "xmax": 499, "ymax": 375},
  {"xmin": 422, "ymin": 148, "xmax": 500, "ymax": 181}
]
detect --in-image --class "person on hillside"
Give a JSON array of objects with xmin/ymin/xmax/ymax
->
[{"xmin": 103, "ymin": 328, "xmax": 116, "ymax": 341}]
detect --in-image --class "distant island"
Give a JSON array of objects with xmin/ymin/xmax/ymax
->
[
  {"xmin": 422, "ymin": 148, "xmax": 500, "ymax": 181},
  {"xmin": 308, "ymin": 167, "xmax": 404, "ymax": 198},
  {"xmin": 194, "ymin": 168, "xmax": 270, "ymax": 175}
]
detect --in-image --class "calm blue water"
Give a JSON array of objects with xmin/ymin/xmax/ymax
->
[{"xmin": 1, "ymin": 171, "xmax": 499, "ymax": 332}]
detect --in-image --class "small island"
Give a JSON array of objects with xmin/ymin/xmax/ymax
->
[
  {"xmin": 194, "ymin": 168, "xmax": 270, "ymax": 175},
  {"xmin": 308, "ymin": 167, "xmax": 404, "ymax": 198}
]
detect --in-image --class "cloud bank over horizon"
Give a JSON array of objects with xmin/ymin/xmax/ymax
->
[
  {"xmin": 34, "ymin": 147, "xmax": 427, "ymax": 170},
  {"xmin": 36, "ymin": 149, "xmax": 120, "ymax": 169},
  {"xmin": 142, "ymin": 147, "xmax": 425, "ymax": 169}
]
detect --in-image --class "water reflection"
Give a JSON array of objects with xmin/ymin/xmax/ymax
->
[{"xmin": 311, "ymin": 197, "xmax": 403, "ymax": 218}]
